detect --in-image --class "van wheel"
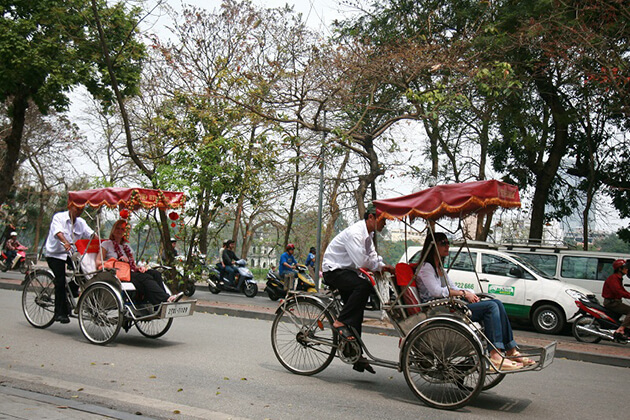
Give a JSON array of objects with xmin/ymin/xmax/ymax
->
[{"xmin": 532, "ymin": 304, "xmax": 565, "ymax": 334}]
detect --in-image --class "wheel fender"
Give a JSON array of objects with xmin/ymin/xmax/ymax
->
[
  {"xmin": 78, "ymin": 280, "xmax": 124, "ymax": 309},
  {"xmin": 21, "ymin": 268, "xmax": 54, "ymax": 285},
  {"xmin": 399, "ymin": 315, "xmax": 486, "ymax": 359},
  {"xmin": 274, "ymin": 294, "xmax": 330, "ymax": 315}
]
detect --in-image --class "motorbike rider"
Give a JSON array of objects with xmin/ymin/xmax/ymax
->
[
  {"xmin": 602, "ymin": 259, "xmax": 630, "ymax": 341},
  {"xmin": 3, "ymin": 231, "xmax": 25, "ymax": 269},
  {"xmin": 279, "ymin": 243, "xmax": 297, "ymax": 291},
  {"xmin": 222, "ymin": 239, "xmax": 239, "ymax": 287},
  {"xmin": 305, "ymin": 247, "xmax": 316, "ymax": 279}
]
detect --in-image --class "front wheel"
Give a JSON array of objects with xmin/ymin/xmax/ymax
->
[
  {"xmin": 19, "ymin": 263, "xmax": 28, "ymax": 274},
  {"xmin": 532, "ymin": 304, "xmax": 565, "ymax": 334},
  {"xmin": 22, "ymin": 271, "xmax": 56, "ymax": 328},
  {"xmin": 572, "ymin": 315, "xmax": 602, "ymax": 343},
  {"xmin": 271, "ymin": 297, "xmax": 337, "ymax": 375},
  {"xmin": 267, "ymin": 288, "xmax": 280, "ymax": 301},
  {"xmin": 78, "ymin": 284, "xmax": 123, "ymax": 345},
  {"xmin": 244, "ymin": 282, "xmax": 258, "ymax": 298},
  {"xmin": 402, "ymin": 321, "xmax": 485, "ymax": 410},
  {"xmin": 136, "ymin": 317, "xmax": 173, "ymax": 338}
]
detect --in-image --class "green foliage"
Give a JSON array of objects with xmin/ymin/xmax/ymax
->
[{"xmin": 0, "ymin": 0, "xmax": 144, "ymax": 112}]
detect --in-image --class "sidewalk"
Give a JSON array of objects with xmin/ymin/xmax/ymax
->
[{"xmin": 3, "ymin": 277, "xmax": 630, "ymax": 367}]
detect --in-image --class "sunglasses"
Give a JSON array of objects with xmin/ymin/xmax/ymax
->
[{"xmin": 438, "ymin": 239, "xmax": 450, "ymax": 246}]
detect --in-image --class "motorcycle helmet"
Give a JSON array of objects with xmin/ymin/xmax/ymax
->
[
  {"xmin": 10, "ymin": 232, "xmax": 17, "ymax": 236},
  {"xmin": 613, "ymin": 259, "xmax": 626, "ymax": 271},
  {"xmin": 286, "ymin": 243, "xmax": 295, "ymax": 251}
]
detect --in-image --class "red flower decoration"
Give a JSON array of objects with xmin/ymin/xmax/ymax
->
[
  {"xmin": 119, "ymin": 209, "xmax": 129, "ymax": 219},
  {"xmin": 169, "ymin": 212, "xmax": 179, "ymax": 220},
  {"xmin": 171, "ymin": 222, "xmax": 176, "ymax": 228}
]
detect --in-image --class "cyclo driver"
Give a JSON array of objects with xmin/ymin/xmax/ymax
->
[{"xmin": 321, "ymin": 203, "xmax": 395, "ymax": 374}]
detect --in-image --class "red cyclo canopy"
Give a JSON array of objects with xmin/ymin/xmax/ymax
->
[
  {"xmin": 68, "ymin": 187, "xmax": 186, "ymax": 210},
  {"xmin": 373, "ymin": 180, "xmax": 520, "ymax": 221}
]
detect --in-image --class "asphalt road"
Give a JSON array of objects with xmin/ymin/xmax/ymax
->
[{"xmin": 1, "ymin": 287, "xmax": 628, "ymax": 420}]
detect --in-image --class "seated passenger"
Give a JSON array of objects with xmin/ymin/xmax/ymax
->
[
  {"xmin": 414, "ymin": 232, "xmax": 533, "ymax": 371},
  {"xmin": 95, "ymin": 220, "xmax": 182, "ymax": 305}
]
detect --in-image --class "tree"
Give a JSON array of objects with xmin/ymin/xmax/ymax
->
[{"xmin": 0, "ymin": 0, "xmax": 144, "ymax": 205}]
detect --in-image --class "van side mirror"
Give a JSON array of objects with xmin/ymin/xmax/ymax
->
[{"xmin": 509, "ymin": 267, "xmax": 523, "ymax": 278}]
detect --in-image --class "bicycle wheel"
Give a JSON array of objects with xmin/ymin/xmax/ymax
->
[
  {"xmin": 78, "ymin": 284, "xmax": 123, "ymax": 345},
  {"xmin": 402, "ymin": 321, "xmax": 485, "ymax": 410},
  {"xmin": 136, "ymin": 317, "xmax": 173, "ymax": 338},
  {"xmin": 271, "ymin": 297, "xmax": 337, "ymax": 375},
  {"xmin": 22, "ymin": 271, "xmax": 55, "ymax": 328}
]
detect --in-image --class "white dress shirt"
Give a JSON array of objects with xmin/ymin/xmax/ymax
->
[
  {"xmin": 44, "ymin": 211, "xmax": 94, "ymax": 260},
  {"xmin": 322, "ymin": 220, "xmax": 385, "ymax": 273}
]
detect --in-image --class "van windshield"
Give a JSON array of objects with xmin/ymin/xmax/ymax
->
[{"xmin": 510, "ymin": 254, "xmax": 556, "ymax": 280}]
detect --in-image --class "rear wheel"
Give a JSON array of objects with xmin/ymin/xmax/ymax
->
[
  {"xmin": 572, "ymin": 315, "xmax": 602, "ymax": 343},
  {"xmin": 184, "ymin": 281, "xmax": 195, "ymax": 297},
  {"xmin": 532, "ymin": 304, "xmax": 565, "ymax": 334},
  {"xmin": 244, "ymin": 282, "xmax": 258, "ymax": 298},
  {"xmin": 78, "ymin": 284, "xmax": 123, "ymax": 345},
  {"xmin": 22, "ymin": 271, "xmax": 55, "ymax": 328},
  {"xmin": 136, "ymin": 317, "xmax": 173, "ymax": 338},
  {"xmin": 402, "ymin": 321, "xmax": 485, "ymax": 410},
  {"xmin": 271, "ymin": 297, "xmax": 337, "ymax": 375}
]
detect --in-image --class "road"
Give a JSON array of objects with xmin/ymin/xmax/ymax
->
[{"xmin": 1, "ymin": 287, "xmax": 628, "ymax": 420}]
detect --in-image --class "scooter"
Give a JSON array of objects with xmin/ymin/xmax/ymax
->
[
  {"xmin": 571, "ymin": 293, "xmax": 629, "ymax": 344},
  {"xmin": 0, "ymin": 246, "xmax": 28, "ymax": 273},
  {"xmin": 207, "ymin": 259, "xmax": 258, "ymax": 298},
  {"xmin": 264, "ymin": 264, "xmax": 317, "ymax": 301}
]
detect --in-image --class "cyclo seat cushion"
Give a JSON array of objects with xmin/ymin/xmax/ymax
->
[{"xmin": 395, "ymin": 263, "xmax": 422, "ymax": 315}]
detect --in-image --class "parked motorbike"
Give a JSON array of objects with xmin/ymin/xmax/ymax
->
[
  {"xmin": 0, "ymin": 245, "xmax": 28, "ymax": 273},
  {"xmin": 571, "ymin": 291, "xmax": 629, "ymax": 344},
  {"xmin": 207, "ymin": 259, "xmax": 258, "ymax": 298},
  {"xmin": 264, "ymin": 263, "xmax": 317, "ymax": 301}
]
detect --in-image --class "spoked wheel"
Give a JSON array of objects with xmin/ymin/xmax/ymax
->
[
  {"xmin": 136, "ymin": 317, "xmax": 173, "ymax": 338},
  {"xmin": 572, "ymin": 315, "xmax": 602, "ymax": 344},
  {"xmin": 271, "ymin": 297, "xmax": 337, "ymax": 375},
  {"xmin": 22, "ymin": 271, "xmax": 56, "ymax": 328},
  {"xmin": 78, "ymin": 284, "xmax": 123, "ymax": 345},
  {"xmin": 402, "ymin": 321, "xmax": 485, "ymax": 410},
  {"xmin": 480, "ymin": 371, "xmax": 506, "ymax": 391}
]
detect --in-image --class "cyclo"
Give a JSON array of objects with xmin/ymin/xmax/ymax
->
[
  {"xmin": 21, "ymin": 187, "xmax": 197, "ymax": 345},
  {"xmin": 270, "ymin": 180, "xmax": 556, "ymax": 410}
]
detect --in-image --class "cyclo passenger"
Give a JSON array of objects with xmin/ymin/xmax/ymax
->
[
  {"xmin": 602, "ymin": 259, "xmax": 630, "ymax": 341},
  {"xmin": 322, "ymin": 203, "xmax": 395, "ymax": 374},
  {"xmin": 44, "ymin": 203, "xmax": 96, "ymax": 324},
  {"xmin": 95, "ymin": 219, "xmax": 182, "ymax": 306},
  {"xmin": 414, "ymin": 232, "xmax": 534, "ymax": 371}
]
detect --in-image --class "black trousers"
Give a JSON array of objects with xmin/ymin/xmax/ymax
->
[
  {"xmin": 131, "ymin": 269, "xmax": 169, "ymax": 305},
  {"xmin": 47, "ymin": 257, "xmax": 72, "ymax": 318},
  {"xmin": 323, "ymin": 269, "xmax": 372, "ymax": 336}
]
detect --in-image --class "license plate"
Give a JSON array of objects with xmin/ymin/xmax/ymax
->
[
  {"xmin": 541, "ymin": 341, "xmax": 557, "ymax": 368},
  {"xmin": 160, "ymin": 301, "xmax": 196, "ymax": 319}
]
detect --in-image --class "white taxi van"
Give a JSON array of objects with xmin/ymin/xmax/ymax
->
[
  {"xmin": 499, "ymin": 244, "xmax": 630, "ymax": 302},
  {"xmin": 401, "ymin": 244, "xmax": 594, "ymax": 334}
]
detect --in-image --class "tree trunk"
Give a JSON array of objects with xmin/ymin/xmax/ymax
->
[{"xmin": 0, "ymin": 93, "xmax": 28, "ymax": 206}]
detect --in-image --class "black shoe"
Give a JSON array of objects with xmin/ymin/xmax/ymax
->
[
  {"xmin": 353, "ymin": 358, "xmax": 376, "ymax": 374},
  {"xmin": 613, "ymin": 332, "xmax": 627, "ymax": 343},
  {"xmin": 55, "ymin": 315, "xmax": 70, "ymax": 324}
]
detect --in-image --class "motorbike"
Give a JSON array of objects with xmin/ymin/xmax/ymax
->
[
  {"xmin": 207, "ymin": 259, "xmax": 258, "ymax": 298},
  {"xmin": 571, "ymin": 292, "xmax": 629, "ymax": 344},
  {"xmin": 264, "ymin": 263, "xmax": 317, "ymax": 301},
  {"xmin": 0, "ymin": 245, "xmax": 28, "ymax": 273}
]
